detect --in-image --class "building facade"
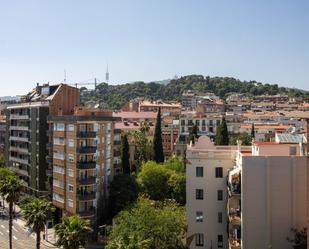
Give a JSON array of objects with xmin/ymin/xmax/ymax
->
[
  {"xmin": 5, "ymin": 83, "xmax": 80, "ymax": 196},
  {"xmin": 48, "ymin": 107, "xmax": 120, "ymax": 224}
]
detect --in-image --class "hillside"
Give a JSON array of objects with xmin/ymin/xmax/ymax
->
[{"xmin": 81, "ymin": 75, "xmax": 309, "ymax": 110}]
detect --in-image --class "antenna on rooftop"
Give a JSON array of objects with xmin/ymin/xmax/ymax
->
[
  {"xmin": 106, "ymin": 64, "xmax": 109, "ymax": 83},
  {"xmin": 64, "ymin": 69, "xmax": 67, "ymax": 83}
]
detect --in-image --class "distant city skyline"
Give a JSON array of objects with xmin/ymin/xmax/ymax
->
[{"xmin": 0, "ymin": 0, "xmax": 308, "ymax": 96}]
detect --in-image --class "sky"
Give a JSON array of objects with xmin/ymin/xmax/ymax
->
[{"xmin": 0, "ymin": 0, "xmax": 308, "ymax": 96}]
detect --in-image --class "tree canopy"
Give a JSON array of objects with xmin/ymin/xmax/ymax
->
[
  {"xmin": 107, "ymin": 196, "xmax": 187, "ymax": 249},
  {"xmin": 81, "ymin": 75, "xmax": 309, "ymax": 110},
  {"xmin": 215, "ymin": 118, "xmax": 229, "ymax": 145}
]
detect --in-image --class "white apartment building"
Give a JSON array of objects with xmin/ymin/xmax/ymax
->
[{"xmin": 187, "ymin": 135, "xmax": 307, "ymax": 249}]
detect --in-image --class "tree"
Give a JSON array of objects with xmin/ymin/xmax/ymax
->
[
  {"xmin": 251, "ymin": 123, "xmax": 255, "ymax": 139},
  {"xmin": 215, "ymin": 117, "xmax": 229, "ymax": 145},
  {"xmin": 22, "ymin": 198, "xmax": 55, "ymax": 249},
  {"xmin": 121, "ymin": 134, "xmax": 130, "ymax": 174},
  {"xmin": 229, "ymin": 133, "xmax": 252, "ymax": 146},
  {"xmin": 287, "ymin": 228, "xmax": 307, "ymax": 249},
  {"xmin": 55, "ymin": 215, "xmax": 92, "ymax": 249},
  {"xmin": 0, "ymin": 175, "xmax": 21, "ymax": 249},
  {"xmin": 188, "ymin": 125, "xmax": 199, "ymax": 145},
  {"xmin": 107, "ymin": 197, "xmax": 187, "ymax": 249},
  {"xmin": 106, "ymin": 234, "xmax": 150, "ymax": 249},
  {"xmin": 109, "ymin": 174, "xmax": 138, "ymax": 216},
  {"xmin": 137, "ymin": 161, "xmax": 170, "ymax": 201},
  {"xmin": 153, "ymin": 108, "xmax": 164, "ymax": 163},
  {"xmin": 0, "ymin": 168, "xmax": 15, "ymax": 208},
  {"xmin": 0, "ymin": 153, "xmax": 5, "ymax": 167},
  {"xmin": 131, "ymin": 130, "xmax": 152, "ymax": 169},
  {"xmin": 137, "ymin": 159, "xmax": 186, "ymax": 204}
]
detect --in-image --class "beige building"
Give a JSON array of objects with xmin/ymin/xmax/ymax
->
[
  {"xmin": 47, "ymin": 107, "xmax": 120, "ymax": 224},
  {"xmin": 187, "ymin": 135, "xmax": 307, "ymax": 249}
]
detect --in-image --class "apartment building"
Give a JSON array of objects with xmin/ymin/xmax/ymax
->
[
  {"xmin": 5, "ymin": 83, "xmax": 79, "ymax": 196},
  {"xmin": 47, "ymin": 107, "xmax": 120, "ymax": 224},
  {"xmin": 187, "ymin": 134, "xmax": 307, "ymax": 249}
]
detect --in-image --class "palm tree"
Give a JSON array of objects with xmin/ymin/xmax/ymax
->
[
  {"xmin": 0, "ymin": 175, "xmax": 21, "ymax": 249},
  {"xmin": 22, "ymin": 198, "xmax": 55, "ymax": 249},
  {"xmin": 0, "ymin": 168, "xmax": 15, "ymax": 208},
  {"xmin": 55, "ymin": 215, "xmax": 92, "ymax": 249}
]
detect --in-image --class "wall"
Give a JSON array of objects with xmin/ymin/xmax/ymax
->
[{"xmin": 241, "ymin": 156, "xmax": 307, "ymax": 249}]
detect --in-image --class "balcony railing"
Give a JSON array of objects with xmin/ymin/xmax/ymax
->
[
  {"xmin": 9, "ymin": 146, "xmax": 29, "ymax": 154},
  {"xmin": 78, "ymin": 176, "xmax": 96, "ymax": 185},
  {"xmin": 9, "ymin": 156, "xmax": 29, "ymax": 165},
  {"xmin": 229, "ymin": 238, "xmax": 241, "ymax": 249},
  {"xmin": 228, "ymin": 182, "xmax": 241, "ymax": 196},
  {"xmin": 77, "ymin": 161, "xmax": 96, "ymax": 169},
  {"xmin": 9, "ymin": 136, "xmax": 29, "ymax": 142},
  {"xmin": 77, "ymin": 146, "xmax": 97, "ymax": 154},
  {"xmin": 228, "ymin": 211, "xmax": 241, "ymax": 226},
  {"xmin": 114, "ymin": 140, "xmax": 121, "ymax": 146},
  {"xmin": 78, "ymin": 191, "xmax": 96, "ymax": 200},
  {"xmin": 79, "ymin": 207, "xmax": 96, "ymax": 217},
  {"xmin": 77, "ymin": 131, "xmax": 96, "ymax": 138},
  {"xmin": 10, "ymin": 114, "xmax": 29, "ymax": 120},
  {"xmin": 9, "ymin": 126, "xmax": 29, "ymax": 131}
]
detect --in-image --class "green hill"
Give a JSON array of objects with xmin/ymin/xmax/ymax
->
[{"xmin": 81, "ymin": 75, "xmax": 309, "ymax": 110}]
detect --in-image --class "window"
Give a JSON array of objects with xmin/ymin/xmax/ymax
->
[
  {"xmin": 68, "ymin": 199, "xmax": 74, "ymax": 208},
  {"xmin": 53, "ymin": 165, "xmax": 64, "ymax": 174},
  {"xmin": 215, "ymin": 167, "xmax": 223, "ymax": 178},
  {"xmin": 195, "ymin": 233, "xmax": 204, "ymax": 247},
  {"xmin": 68, "ymin": 154, "xmax": 74, "ymax": 162},
  {"xmin": 53, "ymin": 151, "xmax": 65, "ymax": 160},
  {"xmin": 68, "ymin": 139, "xmax": 74, "ymax": 147},
  {"xmin": 217, "ymin": 190, "xmax": 223, "ymax": 201},
  {"xmin": 53, "ymin": 179, "xmax": 64, "ymax": 189},
  {"xmin": 196, "ymin": 211, "xmax": 203, "ymax": 222},
  {"xmin": 218, "ymin": 212, "xmax": 223, "ymax": 223},
  {"xmin": 68, "ymin": 169, "xmax": 74, "ymax": 177},
  {"xmin": 196, "ymin": 189, "xmax": 204, "ymax": 200},
  {"xmin": 68, "ymin": 184, "xmax": 74, "ymax": 192},
  {"xmin": 54, "ymin": 123, "xmax": 65, "ymax": 131},
  {"xmin": 196, "ymin": 167, "xmax": 203, "ymax": 177},
  {"xmin": 53, "ymin": 193, "xmax": 64, "ymax": 203},
  {"xmin": 68, "ymin": 124, "xmax": 74, "ymax": 132},
  {"xmin": 217, "ymin": 235, "xmax": 223, "ymax": 248},
  {"xmin": 53, "ymin": 137, "xmax": 65, "ymax": 145}
]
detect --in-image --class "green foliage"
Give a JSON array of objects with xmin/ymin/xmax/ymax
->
[
  {"xmin": 107, "ymin": 196, "xmax": 187, "ymax": 249},
  {"xmin": 229, "ymin": 133, "xmax": 252, "ymax": 146},
  {"xmin": 153, "ymin": 108, "xmax": 164, "ymax": 163},
  {"xmin": 22, "ymin": 198, "xmax": 55, "ymax": 249},
  {"xmin": 55, "ymin": 215, "xmax": 92, "ymax": 249},
  {"xmin": 215, "ymin": 118, "xmax": 229, "ymax": 145},
  {"xmin": 109, "ymin": 174, "xmax": 139, "ymax": 216},
  {"xmin": 251, "ymin": 123, "xmax": 255, "ymax": 139},
  {"xmin": 188, "ymin": 125, "xmax": 199, "ymax": 145},
  {"xmin": 0, "ymin": 153, "xmax": 5, "ymax": 167},
  {"xmin": 0, "ymin": 175, "xmax": 21, "ymax": 249},
  {"xmin": 81, "ymin": 75, "xmax": 309, "ymax": 110},
  {"xmin": 137, "ymin": 159, "xmax": 186, "ymax": 204},
  {"xmin": 121, "ymin": 134, "xmax": 130, "ymax": 174},
  {"xmin": 287, "ymin": 228, "xmax": 307, "ymax": 249},
  {"xmin": 130, "ymin": 130, "xmax": 153, "ymax": 169}
]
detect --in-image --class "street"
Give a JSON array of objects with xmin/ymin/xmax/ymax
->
[{"xmin": 0, "ymin": 215, "xmax": 55, "ymax": 249}]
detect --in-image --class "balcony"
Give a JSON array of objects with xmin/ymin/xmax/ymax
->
[
  {"xmin": 77, "ymin": 161, "xmax": 96, "ymax": 169},
  {"xmin": 79, "ymin": 207, "xmax": 96, "ymax": 217},
  {"xmin": 77, "ymin": 131, "xmax": 96, "ymax": 138},
  {"xmin": 78, "ymin": 191, "xmax": 96, "ymax": 201},
  {"xmin": 10, "ymin": 114, "xmax": 29, "ymax": 120},
  {"xmin": 77, "ymin": 146, "xmax": 97, "ymax": 154},
  {"xmin": 9, "ymin": 156, "xmax": 29, "ymax": 165},
  {"xmin": 228, "ymin": 210, "xmax": 241, "ymax": 226},
  {"xmin": 78, "ymin": 176, "xmax": 96, "ymax": 185},
  {"xmin": 46, "ymin": 155, "xmax": 52, "ymax": 164},
  {"xmin": 229, "ymin": 238, "xmax": 241, "ymax": 249},
  {"xmin": 9, "ymin": 126, "xmax": 29, "ymax": 131},
  {"xmin": 9, "ymin": 136, "xmax": 29, "ymax": 143},
  {"xmin": 228, "ymin": 182, "xmax": 241, "ymax": 197},
  {"xmin": 9, "ymin": 146, "xmax": 29, "ymax": 154},
  {"xmin": 9, "ymin": 166, "xmax": 29, "ymax": 177},
  {"xmin": 114, "ymin": 140, "xmax": 121, "ymax": 146}
]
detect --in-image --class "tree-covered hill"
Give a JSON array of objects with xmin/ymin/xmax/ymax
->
[{"xmin": 81, "ymin": 75, "xmax": 309, "ymax": 110}]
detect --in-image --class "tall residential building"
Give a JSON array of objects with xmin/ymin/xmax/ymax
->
[
  {"xmin": 5, "ymin": 83, "xmax": 80, "ymax": 196},
  {"xmin": 47, "ymin": 107, "xmax": 120, "ymax": 224},
  {"xmin": 187, "ymin": 135, "xmax": 307, "ymax": 249}
]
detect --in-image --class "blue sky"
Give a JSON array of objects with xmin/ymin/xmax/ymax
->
[{"xmin": 0, "ymin": 0, "xmax": 308, "ymax": 96}]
